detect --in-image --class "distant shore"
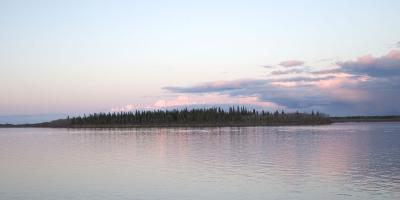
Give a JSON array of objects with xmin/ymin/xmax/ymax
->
[{"xmin": 331, "ymin": 116, "xmax": 400, "ymax": 123}]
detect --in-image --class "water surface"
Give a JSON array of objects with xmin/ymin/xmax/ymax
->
[{"xmin": 1, "ymin": 122, "xmax": 399, "ymax": 199}]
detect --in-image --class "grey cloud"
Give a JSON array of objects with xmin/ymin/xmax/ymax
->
[
  {"xmin": 163, "ymin": 79, "xmax": 266, "ymax": 93},
  {"xmin": 262, "ymin": 65, "xmax": 274, "ymax": 68},
  {"xmin": 337, "ymin": 50, "xmax": 400, "ymax": 77},
  {"xmin": 279, "ymin": 60, "xmax": 304, "ymax": 67},
  {"xmin": 164, "ymin": 77, "xmax": 334, "ymax": 95},
  {"xmin": 163, "ymin": 50, "xmax": 400, "ymax": 115},
  {"xmin": 163, "ymin": 85, "xmax": 239, "ymax": 93},
  {"xmin": 310, "ymin": 68, "xmax": 342, "ymax": 75},
  {"xmin": 271, "ymin": 68, "xmax": 306, "ymax": 75},
  {"xmin": 268, "ymin": 76, "xmax": 336, "ymax": 82},
  {"xmin": 164, "ymin": 77, "xmax": 334, "ymax": 110},
  {"xmin": 256, "ymin": 87, "xmax": 332, "ymax": 109}
]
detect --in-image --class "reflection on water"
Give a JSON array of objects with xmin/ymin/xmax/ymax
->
[{"xmin": 0, "ymin": 123, "xmax": 400, "ymax": 200}]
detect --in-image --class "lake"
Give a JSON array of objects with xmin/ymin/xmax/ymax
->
[{"xmin": 1, "ymin": 122, "xmax": 399, "ymax": 200}]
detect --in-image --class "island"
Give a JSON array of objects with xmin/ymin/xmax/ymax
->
[{"xmin": 1, "ymin": 107, "xmax": 332, "ymax": 128}]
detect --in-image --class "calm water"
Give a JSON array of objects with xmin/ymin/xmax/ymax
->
[{"xmin": 0, "ymin": 123, "xmax": 400, "ymax": 200}]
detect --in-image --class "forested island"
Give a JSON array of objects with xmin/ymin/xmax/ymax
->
[
  {"xmin": 2, "ymin": 107, "xmax": 399, "ymax": 128},
  {"xmin": 2, "ymin": 107, "xmax": 332, "ymax": 128}
]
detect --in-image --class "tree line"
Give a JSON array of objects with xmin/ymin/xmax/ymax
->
[{"xmin": 67, "ymin": 107, "xmax": 331, "ymax": 126}]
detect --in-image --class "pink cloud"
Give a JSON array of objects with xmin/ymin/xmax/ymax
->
[
  {"xmin": 387, "ymin": 49, "xmax": 400, "ymax": 59},
  {"xmin": 111, "ymin": 94, "xmax": 280, "ymax": 112},
  {"xmin": 154, "ymin": 96, "xmax": 191, "ymax": 108}
]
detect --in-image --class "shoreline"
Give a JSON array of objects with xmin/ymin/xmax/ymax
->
[
  {"xmin": 331, "ymin": 117, "xmax": 400, "ymax": 123},
  {"xmin": 2, "ymin": 117, "xmax": 400, "ymax": 129},
  {"xmin": 0, "ymin": 122, "xmax": 332, "ymax": 128}
]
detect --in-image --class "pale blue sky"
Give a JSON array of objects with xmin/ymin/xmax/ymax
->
[{"xmin": 1, "ymin": 0, "xmax": 400, "ymax": 118}]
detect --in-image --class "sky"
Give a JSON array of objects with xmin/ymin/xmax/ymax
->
[{"xmin": 1, "ymin": 0, "xmax": 400, "ymax": 122}]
